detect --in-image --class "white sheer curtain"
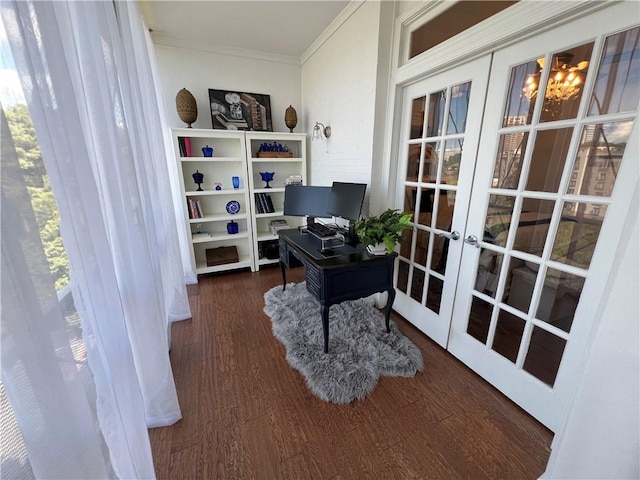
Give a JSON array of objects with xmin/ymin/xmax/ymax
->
[{"xmin": 1, "ymin": 0, "xmax": 190, "ymax": 477}]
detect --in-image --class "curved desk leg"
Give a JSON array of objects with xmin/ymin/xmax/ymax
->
[
  {"xmin": 384, "ymin": 288, "xmax": 396, "ymax": 333},
  {"xmin": 280, "ymin": 260, "xmax": 287, "ymax": 291},
  {"xmin": 321, "ymin": 303, "xmax": 330, "ymax": 353}
]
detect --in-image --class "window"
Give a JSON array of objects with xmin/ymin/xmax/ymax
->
[
  {"xmin": 1, "ymin": 41, "xmax": 82, "ymax": 479},
  {"xmin": 409, "ymin": 1, "xmax": 518, "ymax": 59}
]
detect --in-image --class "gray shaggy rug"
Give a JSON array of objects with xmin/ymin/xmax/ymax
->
[{"xmin": 263, "ymin": 282, "xmax": 423, "ymax": 404}]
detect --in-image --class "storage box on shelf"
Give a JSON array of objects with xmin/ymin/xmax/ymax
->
[
  {"xmin": 245, "ymin": 132, "xmax": 307, "ymax": 270},
  {"xmin": 173, "ymin": 128, "xmax": 254, "ymax": 275}
]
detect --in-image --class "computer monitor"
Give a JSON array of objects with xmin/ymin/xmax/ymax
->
[
  {"xmin": 283, "ymin": 185, "xmax": 332, "ymax": 219},
  {"xmin": 327, "ymin": 182, "xmax": 367, "ymax": 221}
]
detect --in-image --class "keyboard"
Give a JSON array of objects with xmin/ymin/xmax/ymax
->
[{"xmin": 306, "ymin": 222, "xmax": 337, "ymax": 239}]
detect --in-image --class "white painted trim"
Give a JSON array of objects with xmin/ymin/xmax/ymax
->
[
  {"xmin": 550, "ymin": 118, "xmax": 639, "ymax": 430},
  {"xmin": 369, "ymin": 0, "xmax": 399, "ymax": 215},
  {"xmin": 395, "ymin": 0, "xmax": 614, "ymax": 86},
  {"xmin": 300, "ymin": 1, "xmax": 365, "ymax": 65},
  {"xmin": 150, "ymin": 32, "xmax": 301, "ymax": 66},
  {"xmin": 383, "ymin": 0, "xmax": 640, "ymax": 431}
]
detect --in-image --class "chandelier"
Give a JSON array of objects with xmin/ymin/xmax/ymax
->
[{"xmin": 522, "ymin": 53, "xmax": 589, "ymax": 105}]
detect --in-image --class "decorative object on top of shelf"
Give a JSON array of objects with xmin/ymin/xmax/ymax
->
[
  {"xmin": 192, "ymin": 170, "xmax": 204, "ymax": 191},
  {"xmin": 257, "ymin": 142, "xmax": 293, "ymax": 158},
  {"xmin": 232, "ymin": 176, "xmax": 240, "ymax": 189},
  {"xmin": 313, "ymin": 121, "xmax": 331, "ymax": 140},
  {"xmin": 226, "ymin": 220, "xmax": 239, "ymax": 234},
  {"xmin": 285, "ymin": 105, "xmax": 298, "ymax": 133},
  {"xmin": 225, "ymin": 200, "xmax": 241, "ymax": 214},
  {"xmin": 176, "ymin": 88, "xmax": 198, "ymax": 128},
  {"xmin": 354, "ymin": 209, "xmax": 413, "ymax": 255},
  {"xmin": 214, "ymin": 182, "xmax": 223, "ymax": 191},
  {"xmin": 202, "ymin": 145, "xmax": 213, "ymax": 157},
  {"xmin": 209, "ymin": 89, "xmax": 272, "ymax": 131},
  {"xmin": 260, "ymin": 172, "xmax": 275, "ymax": 188}
]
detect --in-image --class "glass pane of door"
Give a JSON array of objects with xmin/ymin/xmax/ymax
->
[
  {"xmin": 539, "ymin": 42, "xmax": 594, "ymax": 122},
  {"xmin": 588, "ymin": 27, "xmax": 640, "ymax": 116},
  {"xmin": 461, "ymin": 24, "xmax": 638, "ymax": 393},
  {"xmin": 394, "ymin": 54, "xmax": 492, "ymax": 348},
  {"xmin": 402, "ymin": 83, "xmax": 473, "ymax": 314}
]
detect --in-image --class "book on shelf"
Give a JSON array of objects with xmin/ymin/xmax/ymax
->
[
  {"xmin": 285, "ymin": 175, "xmax": 303, "ymax": 186},
  {"xmin": 187, "ymin": 198, "xmax": 195, "ymax": 218},
  {"xmin": 264, "ymin": 193, "xmax": 275, "ymax": 213},
  {"xmin": 178, "ymin": 137, "xmax": 192, "ymax": 157},
  {"xmin": 269, "ymin": 219, "xmax": 290, "ymax": 235},
  {"xmin": 259, "ymin": 193, "xmax": 269, "ymax": 213},
  {"xmin": 254, "ymin": 195, "xmax": 264, "ymax": 214},
  {"xmin": 187, "ymin": 198, "xmax": 202, "ymax": 219},
  {"xmin": 254, "ymin": 193, "xmax": 276, "ymax": 214}
]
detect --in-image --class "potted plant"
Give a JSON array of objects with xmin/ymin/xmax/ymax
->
[{"xmin": 354, "ymin": 208, "xmax": 413, "ymax": 255}]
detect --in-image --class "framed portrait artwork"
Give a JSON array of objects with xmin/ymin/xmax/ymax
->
[{"xmin": 209, "ymin": 89, "xmax": 273, "ymax": 131}]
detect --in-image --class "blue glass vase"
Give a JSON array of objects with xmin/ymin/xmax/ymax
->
[
  {"xmin": 226, "ymin": 221, "xmax": 239, "ymax": 234},
  {"xmin": 202, "ymin": 145, "xmax": 213, "ymax": 157},
  {"xmin": 260, "ymin": 171, "xmax": 275, "ymax": 188}
]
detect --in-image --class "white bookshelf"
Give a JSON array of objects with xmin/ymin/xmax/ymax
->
[
  {"xmin": 245, "ymin": 132, "xmax": 307, "ymax": 270},
  {"xmin": 173, "ymin": 128, "xmax": 255, "ymax": 275}
]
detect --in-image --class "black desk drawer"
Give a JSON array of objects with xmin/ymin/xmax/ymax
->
[
  {"xmin": 305, "ymin": 263, "xmax": 321, "ymax": 297},
  {"xmin": 326, "ymin": 260, "xmax": 394, "ymax": 303}
]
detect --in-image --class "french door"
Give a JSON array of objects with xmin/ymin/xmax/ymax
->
[
  {"xmin": 393, "ymin": 55, "xmax": 491, "ymax": 348},
  {"xmin": 394, "ymin": 3, "xmax": 639, "ymax": 431}
]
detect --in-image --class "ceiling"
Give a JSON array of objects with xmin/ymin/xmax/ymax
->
[{"xmin": 138, "ymin": 1, "xmax": 351, "ymax": 59}]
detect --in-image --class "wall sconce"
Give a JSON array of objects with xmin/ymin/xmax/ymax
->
[{"xmin": 313, "ymin": 121, "xmax": 331, "ymax": 140}]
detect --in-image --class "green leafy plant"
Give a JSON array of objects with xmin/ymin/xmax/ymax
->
[{"xmin": 354, "ymin": 209, "xmax": 413, "ymax": 253}]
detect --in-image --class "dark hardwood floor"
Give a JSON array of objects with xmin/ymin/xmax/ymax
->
[{"xmin": 149, "ymin": 266, "xmax": 553, "ymax": 479}]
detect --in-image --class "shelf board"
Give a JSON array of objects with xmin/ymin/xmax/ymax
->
[
  {"xmin": 195, "ymin": 256, "xmax": 252, "ymax": 274},
  {"xmin": 185, "ymin": 189, "xmax": 245, "ymax": 196},
  {"xmin": 258, "ymin": 257, "xmax": 280, "ymax": 266},
  {"xmin": 257, "ymin": 232, "xmax": 279, "ymax": 241},
  {"xmin": 255, "ymin": 210, "xmax": 284, "ymax": 218},
  {"xmin": 184, "ymin": 188, "xmax": 245, "ymax": 197},
  {"xmin": 181, "ymin": 157, "xmax": 242, "ymax": 162},
  {"xmin": 192, "ymin": 232, "xmax": 249, "ymax": 243},
  {"xmin": 189, "ymin": 213, "xmax": 247, "ymax": 223},
  {"xmin": 250, "ymin": 158, "xmax": 303, "ymax": 163},
  {"xmin": 253, "ymin": 187, "xmax": 285, "ymax": 194}
]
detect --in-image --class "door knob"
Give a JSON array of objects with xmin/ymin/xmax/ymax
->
[
  {"xmin": 464, "ymin": 234, "xmax": 480, "ymax": 248},
  {"xmin": 437, "ymin": 230, "xmax": 460, "ymax": 241}
]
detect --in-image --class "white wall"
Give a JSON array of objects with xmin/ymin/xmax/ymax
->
[
  {"xmin": 301, "ymin": 2, "xmax": 381, "ymax": 202},
  {"xmin": 543, "ymin": 185, "xmax": 640, "ymax": 479},
  {"xmin": 152, "ymin": 43, "xmax": 302, "ymax": 133}
]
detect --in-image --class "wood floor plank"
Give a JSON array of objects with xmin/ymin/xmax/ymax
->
[{"xmin": 149, "ymin": 266, "xmax": 553, "ymax": 479}]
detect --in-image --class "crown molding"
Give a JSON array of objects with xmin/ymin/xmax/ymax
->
[
  {"xmin": 300, "ymin": 1, "xmax": 366, "ymax": 65},
  {"xmin": 150, "ymin": 32, "xmax": 302, "ymax": 66}
]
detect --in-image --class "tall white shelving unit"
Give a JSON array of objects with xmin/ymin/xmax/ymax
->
[
  {"xmin": 172, "ymin": 128, "xmax": 255, "ymax": 275},
  {"xmin": 245, "ymin": 132, "xmax": 307, "ymax": 270}
]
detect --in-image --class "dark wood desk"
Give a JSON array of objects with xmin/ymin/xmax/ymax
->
[{"xmin": 278, "ymin": 229, "xmax": 397, "ymax": 353}]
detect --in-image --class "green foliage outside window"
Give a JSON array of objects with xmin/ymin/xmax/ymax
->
[{"xmin": 5, "ymin": 104, "xmax": 70, "ymax": 291}]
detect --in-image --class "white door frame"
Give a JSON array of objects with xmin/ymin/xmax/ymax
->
[
  {"xmin": 392, "ymin": 56, "xmax": 492, "ymax": 347},
  {"xmin": 381, "ymin": 1, "xmax": 639, "ymax": 432}
]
